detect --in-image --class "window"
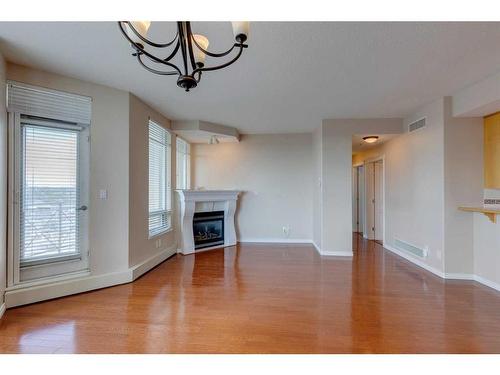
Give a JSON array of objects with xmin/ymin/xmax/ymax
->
[
  {"xmin": 20, "ymin": 123, "xmax": 81, "ymax": 265},
  {"xmin": 149, "ymin": 120, "xmax": 172, "ymax": 237},
  {"xmin": 176, "ymin": 137, "xmax": 190, "ymax": 189}
]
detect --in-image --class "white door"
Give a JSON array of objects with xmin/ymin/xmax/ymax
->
[
  {"xmin": 352, "ymin": 167, "xmax": 358, "ymax": 232},
  {"xmin": 374, "ymin": 160, "xmax": 384, "ymax": 242},
  {"xmin": 365, "ymin": 162, "xmax": 375, "ymax": 240},
  {"xmin": 12, "ymin": 115, "xmax": 89, "ymax": 283}
]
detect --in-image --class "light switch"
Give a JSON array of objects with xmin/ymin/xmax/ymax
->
[{"xmin": 99, "ymin": 189, "xmax": 108, "ymax": 200}]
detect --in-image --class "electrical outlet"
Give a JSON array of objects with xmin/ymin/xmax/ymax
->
[
  {"xmin": 99, "ymin": 189, "xmax": 108, "ymax": 200},
  {"xmin": 282, "ymin": 226, "xmax": 290, "ymax": 238},
  {"xmin": 155, "ymin": 239, "xmax": 162, "ymax": 248}
]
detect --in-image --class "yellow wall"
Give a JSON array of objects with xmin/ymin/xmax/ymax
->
[{"xmin": 484, "ymin": 112, "xmax": 500, "ymax": 188}]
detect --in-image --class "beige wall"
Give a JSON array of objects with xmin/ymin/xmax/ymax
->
[
  {"xmin": 6, "ymin": 63, "xmax": 130, "ymax": 276},
  {"xmin": 0, "ymin": 52, "xmax": 7, "ymax": 306},
  {"xmin": 312, "ymin": 126, "xmax": 322, "ymax": 248},
  {"xmin": 128, "ymin": 94, "xmax": 176, "ymax": 267},
  {"xmin": 351, "ymin": 100, "xmax": 446, "ymax": 272},
  {"xmin": 192, "ymin": 134, "xmax": 313, "ymax": 241},
  {"xmin": 443, "ymin": 97, "xmax": 483, "ymax": 275}
]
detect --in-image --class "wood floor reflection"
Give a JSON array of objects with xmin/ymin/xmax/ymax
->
[{"xmin": 1, "ymin": 234, "xmax": 500, "ymax": 353}]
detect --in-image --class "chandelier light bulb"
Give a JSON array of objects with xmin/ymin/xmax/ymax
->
[
  {"xmin": 231, "ymin": 22, "xmax": 249, "ymax": 43},
  {"xmin": 125, "ymin": 21, "xmax": 151, "ymax": 45},
  {"xmin": 193, "ymin": 34, "xmax": 209, "ymax": 65}
]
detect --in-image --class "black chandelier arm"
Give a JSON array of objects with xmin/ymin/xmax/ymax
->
[
  {"xmin": 136, "ymin": 54, "xmax": 180, "ymax": 76},
  {"xmin": 118, "ymin": 23, "xmax": 182, "ymax": 74},
  {"xmin": 162, "ymin": 39, "xmax": 181, "ymax": 62},
  {"xmin": 190, "ymin": 33, "xmax": 242, "ymax": 58},
  {"xmin": 191, "ymin": 43, "xmax": 246, "ymax": 75},
  {"xmin": 119, "ymin": 21, "xmax": 178, "ymax": 48},
  {"xmin": 185, "ymin": 22, "xmax": 198, "ymax": 71},
  {"xmin": 177, "ymin": 21, "xmax": 190, "ymax": 75}
]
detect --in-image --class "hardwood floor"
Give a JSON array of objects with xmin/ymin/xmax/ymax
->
[{"xmin": 1, "ymin": 234, "xmax": 500, "ymax": 353}]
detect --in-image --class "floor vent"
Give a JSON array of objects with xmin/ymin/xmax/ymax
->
[
  {"xmin": 408, "ymin": 117, "xmax": 426, "ymax": 132},
  {"xmin": 394, "ymin": 238, "xmax": 428, "ymax": 258}
]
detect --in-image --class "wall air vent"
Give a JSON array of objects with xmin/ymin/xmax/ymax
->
[
  {"xmin": 408, "ymin": 117, "xmax": 426, "ymax": 133},
  {"xmin": 394, "ymin": 238, "xmax": 428, "ymax": 258}
]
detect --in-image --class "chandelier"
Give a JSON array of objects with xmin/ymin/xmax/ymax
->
[{"xmin": 118, "ymin": 21, "xmax": 249, "ymax": 92}]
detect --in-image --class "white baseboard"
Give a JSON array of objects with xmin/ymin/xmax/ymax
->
[
  {"xmin": 383, "ymin": 244, "xmax": 445, "ymax": 278},
  {"xmin": 384, "ymin": 244, "xmax": 500, "ymax": 292},
  {"xmin": 473, "ymin": 275, "xmax": 500, "ymax": 292},
  {"xmin": 0, "ymin": 302, "xmax": 5, "ymax": 320},
  {"xmin": 131, "ymin": 246, "xmax": 177, "ymax": 280},
  {"xmin": 5, "ymin": 246, "xmax": 177, "ymax": 309},
  {"xmin": 444, "ymin": 273, "xmax": 474, "ymax": 280},
  {"xmin": 238, "ymin": 238, "xmax": 313, "ymax": 244},
  {"xmin": 312, "ymin": 241, "xmax": 353, "ymax": 257},
  {"xmin": 320, "ymin": 251, "xmax": 353, "ymax": 257}
]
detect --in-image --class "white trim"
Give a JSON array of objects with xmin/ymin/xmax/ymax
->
[
  {"xmin": 238, "ymin": 238, "xmax": 313, "ymax": 244},
  {"xmin": 444, "ymin": 273, "xmax": 474, "ymax": 280},
  {"xmin": 5, "ymin": 245, "xmax": 177, "ymax": 308},
  {"xmin": 312, "ymin": 240, "xmax": 353, "ymax": 257},
  {"xmin": 384, "ymin": 244, "xmax": 445, "ymax": 278},
  {"xmin": 473, "ymin": 275, "xmax": 500, "ymax": 293},
  {"xmin": 384, "ymin": 243, "xmax": 500, "ymax": 292},
  {"xmin": 0, "ymin": 303, "xmax": 6, "ymax": 320},
  {"xmin": 5, "ymin": 269, "xmax": 132, "ymax": 308},
  {"xmin": 130, "ymin": 246, "xmax": 177, "ymax": 280},
  {"xmin": 321, "ymin": 251, "xmax": 353, "ymax": 256}
]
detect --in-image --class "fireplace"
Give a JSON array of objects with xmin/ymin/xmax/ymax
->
[{"xmin": 192, "ymin": 211, "xmax": 225, "ymax": 250}]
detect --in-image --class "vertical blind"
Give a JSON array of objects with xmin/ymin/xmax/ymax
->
[
  {"xmin": 149, "ymin": 121, "xmax": 172, "ymax": 236},
  {"xmin": 176, "ymin": 137, "xmax": 190, "ymax": 189},
  {"xmin": 20, "ymin": 123, "xmax": 80, "ymax": 264}
]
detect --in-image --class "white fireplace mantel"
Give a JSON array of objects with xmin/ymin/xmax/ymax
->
[{"xmin": 176, "ymin": 190, "xmax": 240, "ymax": 255}]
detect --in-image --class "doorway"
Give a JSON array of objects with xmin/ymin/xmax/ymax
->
[{"xmin": 9, "ymin": 115, "xmax": 90, "ymax": 284}]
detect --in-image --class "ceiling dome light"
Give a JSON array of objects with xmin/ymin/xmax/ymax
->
[
  {"xmin": 118, "ymin": 21, "xmax": 249, "ymax": 92},
  {"xmin": 362, "ymin": 136, "xmax": 379, "ymax": 144}
]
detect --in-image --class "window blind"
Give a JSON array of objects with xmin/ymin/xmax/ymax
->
[
  {"xmin": 176, "ymin": 137, "xmax": 190, "ymax": 189},
  {"xmin": 7, "ymin": 81, "xmax": 92, "ymax": 125},
  {"xmin": 20, "ymin": 123, "xmax": 81, "ymax": 265},
  {"xmin": 149, "ymin": 121, "xmax": 172, "ymax": 236}
]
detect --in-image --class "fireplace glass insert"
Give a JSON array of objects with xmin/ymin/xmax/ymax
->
[{"xmin": 192, "ymin": 211, "xmax": 225, "ymax": 250}]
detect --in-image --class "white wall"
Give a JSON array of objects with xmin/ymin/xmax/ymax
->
[
  {"xmin": 312, "ymin": 126, "xmax": 323, "ymax": 248},
  {"xmin": 0, "ymin": 52, "xmax": 7, "ymax": 308},
  {"xmin": 443, "ymin": 97, "xmax": 483, "ymax": 275},
  {"xmin": 384, "ymin": 99, "xmax": 446, "ymax": 273},
  {"xmin": 6, "ymin": 63, "xmax": 130, "ymax": 277},
  {"xmin": 192, "ymin": 134, "xmax": 313, "ymax": 242},
  {"xmin": 474, "ymin": 214, "xmax": 500, "ymax": 288}
]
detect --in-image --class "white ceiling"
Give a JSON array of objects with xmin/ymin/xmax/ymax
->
[{"xmin": 1, "ymin": 22, "xmax": 500, "ymax": 134}]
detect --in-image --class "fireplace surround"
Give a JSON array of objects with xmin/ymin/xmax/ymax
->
[{"xmin": 176, "ymin": 190, "xmax": 240, "ymax": 254}]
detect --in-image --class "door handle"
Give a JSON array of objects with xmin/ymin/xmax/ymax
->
[{"xmin": 78, "ymin": 205, "xmax": 88, "ymax": 211}]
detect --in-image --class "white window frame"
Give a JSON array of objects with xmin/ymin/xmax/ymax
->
[
  {"xmin": 148, "ymin": 120, "xmax": 172, "ymax": 238},
  {"xmin": 8, "ymin": 114, "xmax": 90, "ymax": 286},
  {"xmin": 176, "ymin": 136, "xmax": 191, "ymax": 190}
]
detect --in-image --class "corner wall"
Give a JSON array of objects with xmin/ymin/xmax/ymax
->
[
  {"xmin": 191, "ymin": 134, "xmax": 313, "ymax": 242},
  {"xmin": 128, "ymin": 94, "xmax": 177, "ymax": 268},
  {"xmin": 0, "ymin": 52, "xmax": 7, "ymax": 310},
  {"xmin": 443, "ymin": 97, "xmax": 483, "ymax": 275}
]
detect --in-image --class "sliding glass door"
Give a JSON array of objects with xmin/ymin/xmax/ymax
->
[{"xmin": 12, "ymin": 116, "xmax": 89, "ymax": 283}]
